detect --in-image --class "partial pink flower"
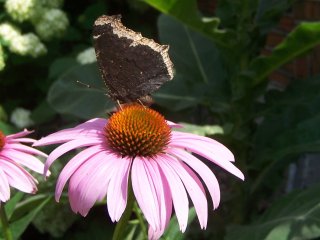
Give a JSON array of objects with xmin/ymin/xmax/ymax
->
[
  {"xmin": 34, "ymin": 105, "xmax": 244, "ymax": 240},
  {"xmin": 0, "ymin": 129, "xmax": 48, "ymax": 202}
]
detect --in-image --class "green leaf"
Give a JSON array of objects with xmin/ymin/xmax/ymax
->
[
  {"xmin": 155, "ymin": 15, "xmax": 229, "ymax": 111},
  {"xmin": 162, "ymin": 207, "xmax": 196, "ymax": 240},
  {"xmin": 47, "ymin": 63, "xmax": 114, "ymax": 119},
  {"xmin": 0, "ymin": 121, "xmax": 16, "ymax": 135},
  {"xmin": 4, "ymin": 192, "xmax": 24, "ymax": 219},
  {"xmin": 31, "ymin": 100, "xmax": 56, "ymax": 124},
  {"xmin": 249, "ymin": 22, "xmax": 320, "ymax": 86},
  {"xmin": 10, "ymin": 196, "xmax": 51, "ymax": 240},
  {"xmin": 143, "ymin": 0, "xmax": 231, "ymax": 48},
  {"xmin": 251, "ymin": 76, "xmax": 320, "ymax": 192},
  {"xmin": 226, "ymin": 184, "xmax": 320, "ymax": 240},
  {"xmin": 48, "ymin": 57, "xmax": 78, "ymax": 80},
  {"xmin": 175, "ymin": 122, "xmax": 224, "ymax": 136}
]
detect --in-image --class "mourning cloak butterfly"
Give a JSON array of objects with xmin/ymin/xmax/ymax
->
[{"xmin": 93, "ymin": 15, "xmax": 174, "ymax": 104}]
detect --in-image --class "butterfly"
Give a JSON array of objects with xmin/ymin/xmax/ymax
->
[{"xmin": 93, "ymin": 15, "xmax": 174, "ymax": 105}]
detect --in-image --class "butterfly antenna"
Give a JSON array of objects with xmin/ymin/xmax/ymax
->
[
  {"xmin": 137, "ymin": 99, "xmax": 147, "ymax": 108},
  {"xmin": 76, "ymin": 80, "xmax": 92, "ymax": 88},
  {"xmin": 116, "ymin": 100, "xmax": 123, "ymax": 110},
  {"xmin": 76, "ymin": 80, "xmax": 105, "ymax": 92}
]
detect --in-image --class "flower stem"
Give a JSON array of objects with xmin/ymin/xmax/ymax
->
[
  {"xmin": 112, "ymin": 181, "xmax": 135, "ymax": 240},
  {"xmin": 0, "ymin": 203, "xmax": 13, "ymax": 240},
  {"xmin": 133, "ymin": 202, "xmax": 147, "ymax": 237}
]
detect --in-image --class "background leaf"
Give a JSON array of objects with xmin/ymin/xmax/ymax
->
[
  {"xmin": 156, "ymin": 15, "xmax": 229, "ymax": 111},
  {"xmin": 226, "ymin": 184, "xmax": 320, "ymax": 240},
  {"xmin": 47, "ymin": 63, "xmax": 113, "ymax": 119},
  {"xmin": 249, "ymin": 22, "xmax": 320, "ymax": 86}
]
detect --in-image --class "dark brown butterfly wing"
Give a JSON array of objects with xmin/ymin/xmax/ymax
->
[{"xmin": 93, "ymin": 15, "xmax": 173, "ymax": 103}]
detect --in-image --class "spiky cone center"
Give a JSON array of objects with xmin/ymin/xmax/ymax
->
[
  {"xmin": 105, "ymin": 105, "xmax": 171, "ymax": 158},
  {"xmin": 0, "ymin": 130, "xmax": 6, "ymax": 150}
]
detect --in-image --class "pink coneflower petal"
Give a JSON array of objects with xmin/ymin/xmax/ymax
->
[
  {"xmin": 171, "ymin": 132, "xmax": 235, "ymax": 162},
  {"xmin": 6, "ymin": 129, "xmax": 33, "ymax": 139},
  {"xmin": 44, "ymin": 138, "xmax": 104, "ymax": 175},
  {"xmin": 34, "ymin": 119, "xmax": 106, "ymax": 146},
  {"xmin": 6, "ymin": 143, "xmax": 48, "ymax": 157},
  {"xmin": 147, "ymin": 159, "xmax": 172, "ymax": 237},
  {"xmin": 55, "ymin": 145, "xmax": 104, "ymax": 201},
  {"xmin": 170, "ymin": 140, "xmax": 244, "ymax": 180},
  {"xmin": 107, "ymin": 156, "xmax": 131, "ymax": 222},
  {"xmin": 162, "ymin": 154, "xmax": 208, "ymax": 229},
  {"xmin": 132, "ymin": 157, "xmax": 161, "ymax": 231},
  {"xmin": 156, "ymin": 155, "xmax": 189, "ymax": 232},
  {"xmin": 1, "ymin": 149, "xmax": 46, "ymax": 174},
  {"xmin": 68, "ymin": 154, "xmax": 115, "ymax": 216},
  {"xmin": 0, "ymin": 167, "xmax": 10, "ymax": 202},
  {"xmin": 167, "ymin": 148, "xmax": 221, "ymax": 209},
  {"xmin": 8, "ymin": 138, "xmax": 36, "ymax": 143},
  {"xmin": 0, "ymin": 159, "xmax": 37, "ymax": 194},
  {"xmin": 0, "ymin": 129, "xmax": 47, "ymax": 202}
]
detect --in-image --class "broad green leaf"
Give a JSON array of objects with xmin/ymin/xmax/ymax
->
[
  {"xmin": 175, "ymin": 122, "xmax": 224, "ymax": 136},
  {"xmin": 143, "ymin": 0, "xmax": 232, "ymax": 48},
  {"xmin": 226, "ymin": 184, "xmax": 320, "ymax": 240},
  {"xmin": 47, "ymin": 63, "xmax": 114, "ymax": 119},
  {"xmin": 256, "ymin": 0, "xmax": 295, "ymax": 33},
  {"xmin": 5, "ymin": 192, "xmax": 24, "ymax": 219},
  {"xmin": 32, "ymin": 201, "xmax": 78, "ymax": 238},
  {"xmin": 0, "ymin": 121, "xmax": 16, "ymax": 135},
  {"xmin": 10, "ymin": 194, "xmax": 51, "ymax": 221},
  {"xmin": 155, "ymin": 15, "xmax": 229, "ymax": 111},
  {"xmin": 48, "ymin": 57, "xmax": 78, "ymax": 80},
  {"xmin": 251, "ymin": 76, "xmax": 320, "ymax": 192},
  {"xmin": 31, "ymin": 100, "xmax": 56, "ymax": 124},
  {"xmin": 162, "ymin": 207, "xmax": 196, "ymax": 240},
  {"xmin": 249, "ymin": 22, "xmax": 320, "ymax": 86},
  {"xmin": 10, "ymin": 196, "xmax": 51, "ymax": 240}
]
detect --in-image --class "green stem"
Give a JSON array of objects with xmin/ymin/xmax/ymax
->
[
  {"xmin": 0, "ymin": 203, "xmax": 13, "ymax": 240},
  {"xmin": 133, "ymin": 202, "xmax": 147, "ymax": 238},
  {"xmin": 112, "ymin": 181, "xmax": 135, "ymax": 240}
]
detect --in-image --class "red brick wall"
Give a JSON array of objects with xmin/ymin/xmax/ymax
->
[{"xmin": 262, "ymin": 0, "xmax": 320, "ymax": 87}]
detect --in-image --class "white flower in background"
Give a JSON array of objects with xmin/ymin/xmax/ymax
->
[
  {"xmin": 34, "ymin": 8, "xmax": 69, "ymax": 40},
  {"xmin": 0, "ymin": 45, "xmax": 5, "ymax": 71},
  {"xmin": 5, "ymin": 0, "xmax": 38, "ymax": 22},
  {"xmin": 40, "ymin": 0, "xmax": 64, "ymax": 8},
  {"xmin": 0, "ymin": 23, "xmax": 21, "ymax": 44},
  {"xmin": 76, "ymin": 47, "xmax": 97, "ymax": 65},
  {"xmin": 10, "ymin": 107, "xmax": 34, "ymax": 128},
  {"xmin": 9, "ymin": 33, "xmax": 47, "ymax": 57}
]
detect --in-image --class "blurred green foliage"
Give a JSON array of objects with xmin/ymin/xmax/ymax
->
[{"xmin": 1, "ymin": 0, "xmax": 320, "ymax": 239}]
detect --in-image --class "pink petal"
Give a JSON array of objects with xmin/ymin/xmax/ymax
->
[
  {"xmin": 171, "ymin": 131, "xmax": 235, "ymax": 162},
  {"xmin": 132, "ymin": 157, "xmax": 161, "ymax": 230},
  {"xmin": 70, "ymin": 154, "xmax": 118, "ymax": 216},
  {"xmin": 6, "ymin": 129, "xmax": 33, "ymax": 140},
  {"xmin": 8, "ymin": 138, "xmax": 36, "ymax": 143},
  {"xmin": 166, "ymin": 121, "xmax": 183, "ymax": 128},
  {"xmin": 107, "ymin": 156, "xmax": 131, "ymax": 222},
  {"xmin": 147, "ymin": 160, "xmax": 173, "ymax": 240},
  {"xmin": 0, "ymin": 167, "xmax": 10, "ymax": 202},
  {"xmin": 156, "ymin": 155, "xmax": 189, "ymax": 232},
  {"xmin": 163, "ymin": 154, "xmax": 208, "ymax": 229},
  {"xmin": 169, "ymin": 141, "xmax": 244, "ymax": 180},
  {"xmin": 0, "ymin": 160, "xmax": 37, "ymax": 194},
  {"xmin": 34, "ymin": 118, "xmax": 106, "ymax": 146},
  {"xmin": 0, "ymin": 149, "xmax": 45, "ymax": 174},
  {"xmin": 5, "ymin": 143, "xmax": 48, "ymax": 157},
  {"xmin": 167, "ymin": 148, "xmax": 221, "ymax": 209},
  {"xmin": 44, "ymin": 138, "xmax": 104, "ymax": 176},
  {"xmin": 55, "ymin": 145, "xmax": 105, "ymax": 201}
]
